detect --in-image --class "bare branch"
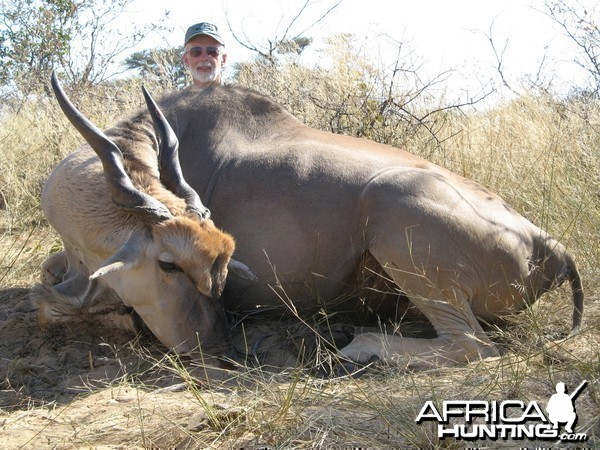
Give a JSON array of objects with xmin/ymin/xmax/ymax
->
[
  {"xmin": 484, "ymin": 17, "xmax": 521, "ymax": 97},
  {"xmin": 226, "ymin": 0, "xmax": 343, "ymax": 63},
  {"xmin": 290, "ymin": 0, "xmax": 343, "ymax": 40}
]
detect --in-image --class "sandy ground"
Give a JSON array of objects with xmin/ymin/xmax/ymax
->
[
  {"xmin": 0, "ymin": 285, "xmax": 368, "ymax": 448},
  {"xmin": 1, "ymin": 282, "xmax": 598, "ymax": 448}
]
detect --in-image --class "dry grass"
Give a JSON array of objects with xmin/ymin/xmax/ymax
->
[{"xmin": 1, "ymin": 67, "xmax": 599, "ymax": 447}]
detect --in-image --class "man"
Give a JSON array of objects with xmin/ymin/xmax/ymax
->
[{"xmin": 182, "ymin": 22, "xmax": 227, "ymax": 88}]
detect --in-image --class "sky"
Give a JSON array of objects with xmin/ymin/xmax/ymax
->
[{"xmin": 125, "ymin": 0, "xmax": 598, "ymax": 101}]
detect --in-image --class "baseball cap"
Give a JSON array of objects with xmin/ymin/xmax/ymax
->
[{"xmin": 184, "ymin": 22, "xmax": 225, "ymax": 46}]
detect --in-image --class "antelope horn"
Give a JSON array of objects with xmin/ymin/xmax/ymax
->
[
  {"xmin": 142, "ymin": 85, "xmax": 211, "ymax": 220},
  {"xmin": 50, "ymin": 72, "xmax": 172, "ymax": 223},
  {"xmin": 142, "ymin": 85, "xmax": 257, "ymax": 281}
]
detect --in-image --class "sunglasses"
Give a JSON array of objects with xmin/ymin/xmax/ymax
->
[{"xmin": 184, "ymin": 46, "xmax": 222, "ymax": 58}]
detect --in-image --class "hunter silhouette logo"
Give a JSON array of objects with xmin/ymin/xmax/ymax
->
[
  {"xmin": 546, "ymin": 380, "xmax": 587, "ymax": 435},
  {"xmin": 415, "ymin": 380, "xmax": 588, "ymax": 442}
]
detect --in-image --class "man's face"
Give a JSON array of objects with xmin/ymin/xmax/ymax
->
[{"xmin": 183, "ymin": 35, "xmax": 227, "ymax": 87}]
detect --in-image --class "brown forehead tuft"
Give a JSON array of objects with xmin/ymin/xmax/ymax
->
[{"xmin": 154, "ymin": 216, "xmax": 235, "ymax": 258}]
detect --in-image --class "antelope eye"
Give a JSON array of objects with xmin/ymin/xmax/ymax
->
[{"xmin": 158, "ymin": 260, "xmax": 182, "ymax": 273}]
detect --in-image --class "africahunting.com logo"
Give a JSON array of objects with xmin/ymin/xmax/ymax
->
[{"xmin": 415, "ymin": 380, "xmax": 588, "ymax": 442}]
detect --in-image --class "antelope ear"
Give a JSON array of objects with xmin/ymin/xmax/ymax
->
[
  {"xmin": 90, "ymin": 233, "xmax": 145, "ymax": 280},
  {"xmin": 228, "ymin": 259, "xmax": 258, "ymax": 282},
  {"xmin": 210, "ymin": 254, "xmax": 230, "ymax": 299}
]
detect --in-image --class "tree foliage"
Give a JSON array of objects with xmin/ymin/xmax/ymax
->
[
  {"xmin": 0, "ymin": 0, "xmax": 166, "ymax": 98},
  {"xmin": 124, "ymin": 47, "xmax": 187, "ymax": 90},
  {"xmin": 0, "ymin": 0, "xmax": 81, "ymax": 95}
]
